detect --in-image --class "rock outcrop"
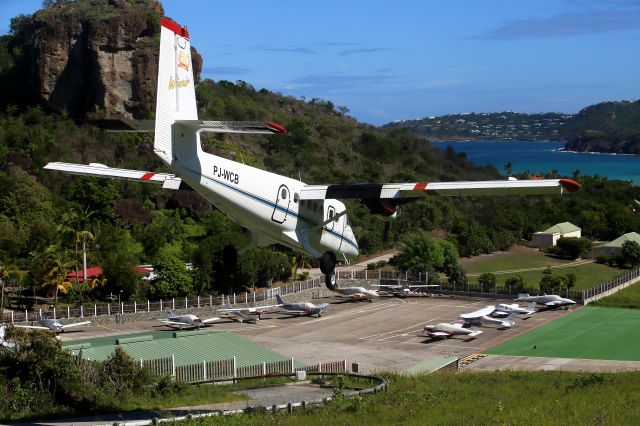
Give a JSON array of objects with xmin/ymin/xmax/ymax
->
[{"xmin": 6, "ymin": 0, "xmax": 201, "ymax": 119}]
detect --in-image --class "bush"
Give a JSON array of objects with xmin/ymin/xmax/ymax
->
[
  {"xmin": 478, "ymin": 272, "xmax": 497, "ymax": 292},
  {"xmin": 596, "ymin": 254, "xmax": 611, "ymax": 264}
]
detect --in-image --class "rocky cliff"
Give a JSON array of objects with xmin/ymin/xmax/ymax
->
[{"xmin": 2, "ymin": 0, "xmax": 202, "ymax": 119}]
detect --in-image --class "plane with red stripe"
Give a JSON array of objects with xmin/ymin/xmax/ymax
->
[{"xmin": 44, "ymin": 17, "xmax": 579, "ymax": 290}]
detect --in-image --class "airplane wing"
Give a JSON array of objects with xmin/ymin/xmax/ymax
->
[
  {"xmin": 427, "ymin": 331, "xmax": 451, "ymax": 337},
  {"xmin": 459, "ymin": 306, "xmax": 496, "ymax": 319},
  {"xmin": 44, "ymin": 163, "xmax": 188, "ymax": 190},
  {"xmin": 468, "ymin": 330, "xmax": 483, "ymax": 337},
  {"xmin": 201, "ymin": 317, "xmax": 221, "ymax": 324},
  {"xmin": 61, "ymin": 321, "xmax": 91, "ymax": 329},
  {"xmin": 544, "ymin": 301, "xmax": 565, "ymax": 306},
  {"xmin": 14, "ymin": 324, "xmax": 49, "ymax": 330},
  {"xmin": 85, "ymin": 119, "xmax": 286, "ymax": 135},
  {"xmin": 158, "ymin": 319, "xmax": 189, "ymax": 326},
  {"xmin": 300, "ymin": 178, "xmax": 580, "ymax": 201}
]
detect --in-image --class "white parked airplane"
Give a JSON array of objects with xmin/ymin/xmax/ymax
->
[
  {"xmin": 217, "ymin": 300, "xmax": 271, "ymax": 323},
  {"xmin": 44, "ymin": 17, "xmax": 580, "ymax": 291},
  {"xmin": 459, "ymin": 306, "xmax": 516, "ymax": 328},
  {"xmin": 15, "ymin": 319, "xmax": 91, "ymax": 334},
  {"xmin": 423, "ymin": 321, "xmax": 483, "ymax": 339},
  {"xmin": 372, "ymin": 282, "xmax": 439, "ymax": 297},
  {"xmin": 330, "ymin": 286, "xmax": 379, "ymax": 302},
  {"xmin": 491, "ymin": 302, "xmax": 537, "ymax": 317},
  {"xmin": 275, "ymin": 294, "xmax": 329, "ymax": 317},
  {"xmin": 516, "ymin": 293, "xmax": 576, "ymax": 308},
  {"xmin": 158, "ymin": 308, "xmax": 219, "ymax": 329}
]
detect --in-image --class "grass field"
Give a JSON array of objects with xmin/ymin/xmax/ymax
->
[
  {"xmin": 461, "ymin": 246, "xmax": 624, "ymax": 290},
  {"xmin": 185, "ymin": 371, "xmax": 640, "ymax": 425},
  {"xmin": 484, "ymin": 306, "xmax": 640, "ymax": 360},
  {"xmin": 590, "ymin": 282, "xmax": 640, "ymax": 309}
]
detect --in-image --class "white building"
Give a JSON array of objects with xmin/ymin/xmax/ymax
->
[{"xmin": 532, "ymin": 222, "xmax": 581, "ymax": 249}]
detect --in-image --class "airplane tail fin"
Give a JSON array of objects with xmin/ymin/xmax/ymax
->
[
  {"xmin": 527, "ymin": 302, "xmax": 537, "ymax": 311},
  {"xmin": 517, "ymin": 293, "xmax": 530, "ymax": 299},
  {"xmin": 155, "ymin": 18, "xmax": 199, "ymax": 166},
  {"xmin": 166, "ymin": 308, "xmax": 174, "ymax": 317},
  {"xmin": 276, "ymin": 294, "xmax": 286, "ymax": 305},
  {"xmin": 503, "ymin": 313, "xmax": 517, "ymax": 326}
]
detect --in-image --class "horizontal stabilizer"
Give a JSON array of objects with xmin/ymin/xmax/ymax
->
[
  {"xmin": 44, "ymin": 162, "xmax": 190, "ymax": 190},
  {"xmin": 175, "ymin": 120, "xmax": 286, "ymax": 134}
]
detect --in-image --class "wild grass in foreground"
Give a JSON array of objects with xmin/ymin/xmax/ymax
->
[
  {"xmin": 590, "ymin": 282, "xmax": 640, "ymax": 309},
  {"xmin": 183, "ymin": 371, "xmax": 640, "ymax": 425}
]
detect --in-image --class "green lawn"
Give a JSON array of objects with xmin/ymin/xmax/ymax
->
[
  {"xmin": 590, "ymin": 282, "xmax": 640, "ymax": 309},
  {"xmin": 461, "ymin": 247, "xmax": 624, "ymax": 291},
  {"xmin": 484, "ymin": 306, "xmax": 640, "ymax": 361}
]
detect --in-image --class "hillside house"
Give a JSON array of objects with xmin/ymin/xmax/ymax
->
[{"xmin": 532, "ymin": 222, "xmax": 581, "ymax": 249}]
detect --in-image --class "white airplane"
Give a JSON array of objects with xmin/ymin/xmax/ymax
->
[
  {"xmin": 275, "ymin": 294, "xmax": 329, "ymax": 317},
  {"xmin": 15, "ymin": 319, "xmax": 91, "ymax": 334},
  {"xmin": 423, "ymin": 320, "xmax": 483, "ymax": 339},
  {"xmin": 516, "ymin": 293, "xmax": 576, "ymax": 308},
  {"xmin": 43, "ymin": 17, "xmax": 580, "ymax": 291},
  {"xmin": 459, "ymin": 306, "xmax": 516, "ymax": 328},
  {"xmin": 330, "ymin": 286, "xmax": 379, "ymax": 302},
  {"xmin": 372, "ymin": 282, "xmax": 439, "ymax": 297},
  {"xmin": 158, "ymin": 308, "xmax": 219, "ymax": 329},
  {"xmin": 491, "ymin": 302, "xmax": 537, "ymax": 317},
  {"xmin": 217, "ymin": 300, "xmax": 272, "ymax": 323}
]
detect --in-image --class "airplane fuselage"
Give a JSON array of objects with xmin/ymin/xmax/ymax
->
[{"xmin": 171, "ymin": 142, "xmax": 359, "ymax": 261}]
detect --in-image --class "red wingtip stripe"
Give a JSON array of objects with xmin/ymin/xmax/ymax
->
[
  {"xmin": 161, "ymin": 17, "xmax": 190, "ymax": 39},
  {"xmin": 265, "ymin": 121, "xmax": 287, "ymax": 134},
  {"xmin": 141, "ymin": 172, "xmax": 156, "ymax": 180},
  {"xmin": 414, "ymin": 182, "xmax": 428, "ymax": 191},
  {"xmin": 559, "ymin": 178, "xmax": 581, "ymax": 193}
]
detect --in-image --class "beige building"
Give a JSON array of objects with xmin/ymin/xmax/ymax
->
[
  {"xmin": 591, "ymin": 232, "xmax": 640, "ymax": 258},
  {"xmin": 532, "ymin": 222, "xmax": 581, "ymax": 249}
]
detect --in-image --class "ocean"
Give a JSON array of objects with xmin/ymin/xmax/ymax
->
[{"xmin": 431, "ymin": 140, "xmax": 640, "ymax": 183}]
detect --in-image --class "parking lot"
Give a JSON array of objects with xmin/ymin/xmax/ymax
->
[{"xmin": 59, "ymin": 294, "xmax": 574, "ymax": 374}]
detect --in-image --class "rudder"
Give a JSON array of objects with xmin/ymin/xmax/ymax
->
[{"xmin": 155, "ymin": 18, "xmax": 198, "ymax": 165}]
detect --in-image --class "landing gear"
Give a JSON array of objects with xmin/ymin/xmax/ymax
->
[{"xmin": 319, "ymin": 251, "xmax": 337, "ymax": 290}]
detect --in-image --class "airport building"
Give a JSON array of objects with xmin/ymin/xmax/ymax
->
[
  {"xmin": 531, "ymin": 222, "xmax": 581, "ymax": 249},
  {"xmin": 591, "ymin": 232, "xmax": 640, "ymax": 258}
]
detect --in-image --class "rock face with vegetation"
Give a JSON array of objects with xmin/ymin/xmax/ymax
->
[{"xmin": 1, "ymin": 0, "xmax": 202, "ymax": 118}]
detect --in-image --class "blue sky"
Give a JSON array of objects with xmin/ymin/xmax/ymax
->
[{"xmin": 1, "ymin": 0, "xmax": 639, "ymax": 125}]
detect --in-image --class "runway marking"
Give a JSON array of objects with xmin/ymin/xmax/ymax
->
[
  {"xmin": 293, "ymin": 302, "xmax": 401, "ymax": 326},
  {"xmin": 359, "ymin": 319, "xmax": 439, "ymax": 340}
]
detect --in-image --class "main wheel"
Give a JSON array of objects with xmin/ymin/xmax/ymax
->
[
  {"xmin": 324, "ymin": 270, "xmax": 337, "ymax": 289},
  {"xmin": 319, "ymin": 251, "xmax": 336, "ymax": 275}
]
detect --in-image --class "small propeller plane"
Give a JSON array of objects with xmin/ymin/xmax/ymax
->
[
  {"xmin": 15, "ymin": 319, "xmax": 91, "ymax": 334},
  {"xmin": 459, "ymin": 306, "xmax": 516, "ymax": 328},
  {"xmin": 372, "ymin": 282, "xmax": 439, "ymax": 297},
  {"xmin": 423, "ymin": 321, "xmax": 483, "ymax": 339},
  {"xmin": 491, "ymin": 302, "xmax": 537, "ymax": 317},
  {"xmin": 217, "ymin": 299, "xmax": 272, "ymax": 323},
  {"xmin": 275, "ymin": 294, "xmax": 329, "ymax": 317},
  {"xmin": 158, "ymin": 308, "xmax": 219, "ymax": 329},
  {"xmin": 329, "ymin": 286, "xmax": 379, "ymax": 302},
  {"xmin": 44, "ymin": 17, "xmax": 580, "ymax": 291},
  {"xmin": 516, "ymin": 293, "xmax": 576, "ymax": 309}
]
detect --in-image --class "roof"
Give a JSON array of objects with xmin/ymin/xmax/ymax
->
[
  {"xmin": 597, "ymin": 232, "xmax": 640, "ymax": 248},
  {"xmin": 64, "ymin": 330, "xmax": 303, "ymax": 368},
  {"xmin": 540, "ymin": 222, "xmax": 581, "ymax": 235},
  {"xmin": 66, "ymin": 266, "xmax": 152, "ymax": 282}
]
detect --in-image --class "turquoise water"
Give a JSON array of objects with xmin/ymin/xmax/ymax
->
[{"xmin": 432, "ymin": 140, "xmax": 640, "ymax": 183}]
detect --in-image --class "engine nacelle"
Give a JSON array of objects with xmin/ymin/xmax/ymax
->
[{"xmin": 362, "ymin": 199, "xmax": 398, "ymax": 218}]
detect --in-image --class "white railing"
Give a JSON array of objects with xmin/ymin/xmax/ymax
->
[{"xmin": 582, "ymin": 267, "xmax": 640, "ymax": 303}]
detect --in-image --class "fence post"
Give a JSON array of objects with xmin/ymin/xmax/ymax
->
[
  {"xmin": 39, "ymin": 308, "xmax": 42, "ymax": 319},
  {"xmin": 184, "ymin": 297, "xmax": 188, "ymax": 309},
  {"xmin": 147, "ymin": 300, "xmax": 150, "ymax": 312},
  {"xmin": 233, "ymin": 293, "xmax": 236, "ymax": 304},
  {"xmin": 120, "ymin": 302, "xmax": 124, "ymax": 314},
  {"xmin": 203, "ymin": 360, "xmax": 207, "ymax": 381},
  {"xmin": 344, "ymin": 358, "xmax": 347, "ymax": 372},
  {"xmin": 140, "ymin": 358, "xmax": 143, "ymax": 368},
  {"xmin": 94, "ymin": 304, "xmax": 97, "ymax": 317},
  {"xmin": 134, "ymin": 301, "xmax": 137, "ymax": 314},
  {"xmin": 262, "ymin": 361, "xmax": 266, "ymax": 376},
  {"xmin": 245, "ymin": 292, "xmax": 248, "ymax": 303},
  {"xmin": 25, "ymin": 310, "xmax": 28, "ymax": 322},
  {"xmin": 253, "ymin": 292, "xmax": 256, "ymax": 303},
  {"xmin": 318, "ymin": 362, "xmax": 322, "ymax": 373},
  {"xmin": 67, "ymin": 306, "xmax": 71, "ymax": 318},
  {"xmin": 291, "ymin": 357, "xmax": 295, "ymax": 374},
  {"xmin": 171, "ymin": 354, "xmax": 176, "ymax": 378},
  {"xmin": 233, "ymin": 356, "xmax": 237, "ymax": 380},
  {"xmin": 197, "ymin": 296, "xmax": 200, "ymax": 308},
  {"xmin": 160, "ymin": 299, "xmax": 163, "ymax": 311},
  {"xmin": 172, "ymin": 298, "xmax": 175, "ymax": 310},
  {"xmin": 107, "ymin": 304, "xmax": 111, "ymax": 316},
  {"xmin": 53, "ymin": 307, "xmax": 56, "ymax": 320},
  {"xmin": 11, "ymin": 311, "xmax": 14, "ymax": 323},
  {"xmin": 209, "ymin": 294, "xmax": 213, "ymax": 307}
]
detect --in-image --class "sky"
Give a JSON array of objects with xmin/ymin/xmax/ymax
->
[{"xmin": 1, "ymin": 0, "xmax": 639, "ymax": 125}]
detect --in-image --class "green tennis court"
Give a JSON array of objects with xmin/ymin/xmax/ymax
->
[{"xmin": 484, "ymin": 307, "xmax": 640, "ymax": 361}]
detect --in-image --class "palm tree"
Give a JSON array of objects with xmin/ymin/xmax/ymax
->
[
  {"xmin": 58, "ymin": 208, "xmax": 95, "ymax": 303},
  {"xmin": 42, "ymin": 247, "xmax": 74, "ymax": 307},
  {"xmin": 0, "ymin": 262, "xmax": 9, "ymax": 322}
]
